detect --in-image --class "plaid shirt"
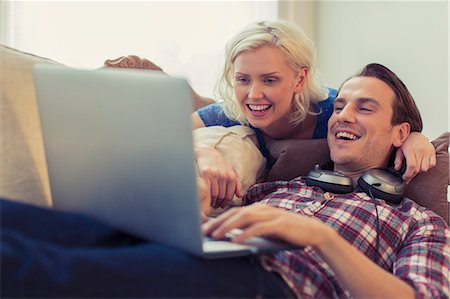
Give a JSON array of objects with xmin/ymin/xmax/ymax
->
[{"xmin": 243, "ymin": 177, "xmax": 450, "ymax": 299}]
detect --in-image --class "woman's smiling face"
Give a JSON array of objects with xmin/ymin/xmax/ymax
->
[{"xmin": 232, "ymin": 45, "xmax": 305, "ymax": 134}]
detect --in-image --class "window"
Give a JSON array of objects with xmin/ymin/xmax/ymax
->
[{"xmin": 2, "ymin": 1, "xmax": 278, "ymax": 98}]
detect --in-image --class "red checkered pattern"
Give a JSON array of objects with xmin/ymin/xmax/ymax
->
[{"xmin": 244, "ymin": 177, "xmax": 450, "ymax": 298}]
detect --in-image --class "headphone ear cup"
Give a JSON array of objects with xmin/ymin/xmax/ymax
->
[
  {"xmin": 357, "ymin": 169, "xmax": 405, "ymax": 204},
  {"xmin": 306, "ymin": 169, "xmax": 354, "ymax": 194}
]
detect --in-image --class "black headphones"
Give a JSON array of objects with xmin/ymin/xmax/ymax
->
[
  {"xmin": 306, "ymin": 159, "xmax": 406, "ymax": 265},
  {"xmin": 305, "ymin": 163, "xmax": 405, "ymax": 205}
]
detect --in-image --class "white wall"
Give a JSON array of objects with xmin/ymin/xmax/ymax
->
[
  {"xmin": 3, "ymin": 1, "xmax": 277, "ymax": 99},
  {"xmin": 314, "ymin": 1, "xmax": 448, "ymax": 140}
]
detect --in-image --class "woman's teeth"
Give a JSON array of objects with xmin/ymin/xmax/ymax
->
[{"xmin": 248, "ymin": 104, "xmax": 271, "ymax": 112}]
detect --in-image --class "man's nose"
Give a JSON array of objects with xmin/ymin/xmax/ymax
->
[
  {"xmin": 248, "ymin": 82, "xmax": 264, "ymax": 99},
  {"xmin": 337, "ymin": 105, "xmax": 356, "ymax": 123}
]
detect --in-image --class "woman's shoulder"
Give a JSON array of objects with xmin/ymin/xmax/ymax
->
[
  {"xmin": 317, "ymin": 88, "xmax": 337, "ymax": 114},
  {"xmin": 196, "ymin": 103, "xmax": 241, "ymax": 127},
  {"xmin": 318, "ymin": 87, "xmax": 337, "ymax": 108},
  {"xmin": 312, "ymin": 87, "xmax": 337, "ymax": 139}
]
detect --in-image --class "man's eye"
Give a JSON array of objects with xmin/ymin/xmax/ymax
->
[
  {"xmin": 359, "ymin": 107, "xmax": 373, "ymax": 112},
  {"xmin": 333, "ymin": 106, "xmax": 344, "ymax": 112}
]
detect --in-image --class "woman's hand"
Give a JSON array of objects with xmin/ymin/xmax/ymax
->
[
  {"xmin": 197, "ymin": 177, "xmax": 211, "ymax": 223},
  {"xmin": 195, "ymin": 146, "xmax": 243, "ymax": 209},
  {"xmin": 202, "ymin": 204, "xmax": 329, "ymax": 248},
  {"xmin": 394, "ymin": 132, "xmax": 436, "ymax": 184}
]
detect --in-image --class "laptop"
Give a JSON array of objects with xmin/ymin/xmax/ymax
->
[{"xmin": 32, "ymin": 64, "xmax": 295, "ymax": 258}]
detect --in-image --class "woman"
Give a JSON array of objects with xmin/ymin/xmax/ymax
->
[{"xmin": 192, "ymin": 20, "xmax": 435, "ymax": 208}]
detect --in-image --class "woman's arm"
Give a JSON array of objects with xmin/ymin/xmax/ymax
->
[
  {"xmin": 192, "ymin": 111, "xmax": 243, "ymax": 209},
  {"xmin": 394, "ymin": 132, "xmax": 436, "ymax": 184},
  {"xmin": 192, "ymin": 111, "xmax": 207, "ymax": 129}
]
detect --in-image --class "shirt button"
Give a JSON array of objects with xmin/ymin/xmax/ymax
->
[{"xmin": 324, "ymin": 192, "xmax": 334, "ymax": 200}]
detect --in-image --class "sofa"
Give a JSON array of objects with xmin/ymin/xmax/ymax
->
[{"xmin": 1, "ymin": 44, "xmax": 449, "ymax": 224}]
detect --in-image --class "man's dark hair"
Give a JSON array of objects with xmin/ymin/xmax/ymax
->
[{"xmin": 352, "ymin": 63, "xmax": 423, "ymax": 132}]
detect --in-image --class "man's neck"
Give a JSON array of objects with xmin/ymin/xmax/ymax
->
[
  {"xmin": 333, "ymin": 162, "xmax": 390, "ymax": 187},
  {"xmin": 333, "ymin": 166, "xmax": 367, "ymax": 187}
]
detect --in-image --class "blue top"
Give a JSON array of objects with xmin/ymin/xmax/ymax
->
[{"xmin": 197, "ymin": 88, "xmax": 337, "ymax": 162}]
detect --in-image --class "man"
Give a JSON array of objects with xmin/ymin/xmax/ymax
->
[{"xmin": 1, "ymin": 63, "xmax": 448, "ymax": 298}]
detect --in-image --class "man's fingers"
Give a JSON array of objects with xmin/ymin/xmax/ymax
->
[
  {"xmin": 202, "ymin": 208, "xmax": 240, "ymax": 235},
  {"xmin": 200, "ymin": 213, "xmax": 209, "ymax": 224},
  {"xmin": 209, "ymin": 205, "xmax": 275, "ymax": 239},
  {"xmin": 231, "ymin": 221, "xmax": 278, "ymax": 243}
]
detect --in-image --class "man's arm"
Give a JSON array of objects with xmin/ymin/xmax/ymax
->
[
  {"xmin": 203, "ymin": 204, "xmax": 431, "ymax": 298},
  {"xmin": 317, "ymin": 226, "xmax": 416, "ymax": 298},
  {"xmin": 391, "ymin": 215, "xmax": 449, "ymax": 298}
]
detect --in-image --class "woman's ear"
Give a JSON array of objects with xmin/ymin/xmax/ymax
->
[
  {"xmin": 294, "ymin": 67, "xmax": 308, "ymax": 92},
  {"xmin": 393, "ymin": 122, "xmax": 411, "ymax": 147}
]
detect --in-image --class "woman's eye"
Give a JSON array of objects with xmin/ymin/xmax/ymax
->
[
  {"xmin": 264, "ymin": 78, "xmax": 277, "ymax": 85},
  {"xmin": 235, "ymin": 77, "xmax": 250, "ymax": 85}
]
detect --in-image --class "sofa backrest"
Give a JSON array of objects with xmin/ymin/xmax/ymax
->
[
  {"xmin": 1, "ymin": 45, "xmax": 448, "ymax": 224},
  {"xmin": 267, "ymin": 134, "xmax": 449, "ymax": 224},
  {"xmin": 0, "ymin": 45, "xmax": 59, "ymax": 206}
]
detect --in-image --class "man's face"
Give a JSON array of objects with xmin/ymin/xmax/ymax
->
[{"xmin": 327, "ymin": 76, "xmax": 405, "ymax": 173}]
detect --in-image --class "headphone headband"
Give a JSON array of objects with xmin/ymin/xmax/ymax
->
[{"xmin": 306, "ymin": 165, "xmax": 404, "ymax": 204}]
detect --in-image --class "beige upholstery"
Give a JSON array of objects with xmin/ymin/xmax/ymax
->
[{"xmin": 0, "ymin": 45, "xmax": 59, "ymax": 206}]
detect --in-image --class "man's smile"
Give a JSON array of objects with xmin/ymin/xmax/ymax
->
[{"xmin": 335, "ymin": 131, "xmax": 361, "ymax": 141}]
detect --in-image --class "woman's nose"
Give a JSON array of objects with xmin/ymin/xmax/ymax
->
[{"xmin": 248, "ymin": 83, "xmax": 264, "ymax": 99}]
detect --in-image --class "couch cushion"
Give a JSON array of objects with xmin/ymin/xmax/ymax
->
[
  {"xmin": 403, "ymin": 132, "xmax": 449, "ymax": 223},
  {"xmin": 0, "ymin": 45, "xmax": 59, "ymax": 206},
  {"xmin": 266, "ymin": 133, "xmax": 449, "ymax": 223}
]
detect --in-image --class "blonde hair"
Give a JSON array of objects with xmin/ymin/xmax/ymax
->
[{"xmin": 215, "ymin": 20, "xmax": 328, "ymax": 126}]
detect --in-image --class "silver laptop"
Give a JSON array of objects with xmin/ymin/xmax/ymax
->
[{"xmin": 33, "ymin": 64, "xmax": 295, "ymax": 258}]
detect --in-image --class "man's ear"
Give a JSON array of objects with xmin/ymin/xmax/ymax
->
[
  {"xmin": 393, "ymin": 122, "xmax": 411, "ymax": 147},
  {"xmin": 294, "ymin": 67, "xmax": 308, "ymax": 92}
]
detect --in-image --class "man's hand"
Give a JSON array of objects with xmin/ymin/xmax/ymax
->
[
  {"xmin": 195, "ymin": 146, "xmax": 243, "ymax": 209},
  {"xmin": 394, "ymin": 132, "xmax": 436, "ymax": 184},
  {"xmin": 202, "ymin": 204, "xmax": 329, "ymax": 248},
  {"xmin": 203, "ymin": 204, "xmax": 415, "ymax": 299}
]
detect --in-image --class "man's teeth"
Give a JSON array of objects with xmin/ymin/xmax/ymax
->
[
  {"xmin": 336, "ymin": 132, "xmax": 359, "ymax": 140},
  {"xmin": 248, "ymin": 104, "xmax": 271, "ymax": 111}
]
